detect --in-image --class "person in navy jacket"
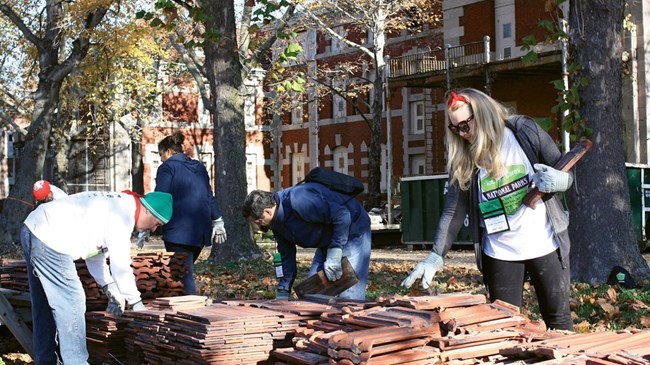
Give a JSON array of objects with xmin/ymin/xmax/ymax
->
[
  {"xmin": 243, "ymin": 182, "xmax": 371, "ymax": 300},
  {"xmin": 154, "ymin": 131, "xmax": 226, "ymax": 294}
]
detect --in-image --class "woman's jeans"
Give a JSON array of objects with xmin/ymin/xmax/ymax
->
[
  {"xmin": 482, "ymin": 249, "xmax": 573, "ymax": 331},
  {"xmin": 20, "ymin": 225, "xmax": 89, "ymax": 365},
  {"xmin": 164, "ymin": 241, "xmax": 203, "ymax": 295},
  {"xmin": 309, "ymin": 230, "xmax": 371, "ymax": 301}
]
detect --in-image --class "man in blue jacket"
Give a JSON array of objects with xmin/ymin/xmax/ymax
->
[{"xmin": 243, "ymin": 183, "xmax": 371, "ymax": 300}]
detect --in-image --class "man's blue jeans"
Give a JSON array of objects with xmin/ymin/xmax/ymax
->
[
  {"xmin": 309, "ymin": 230, "xmax": 371, "ymax": 301},
  {"xmin": 20, "ymin": 225, "xmax": 89, "ymax": 365}
]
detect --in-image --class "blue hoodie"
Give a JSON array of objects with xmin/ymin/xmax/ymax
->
[
  {"xmin": 271, "ymin": 182, "xmax": 370, "ymax": 291},
  {"xmin": 154, "ymin": 153, "xmax": 221, "ymax": 247}
]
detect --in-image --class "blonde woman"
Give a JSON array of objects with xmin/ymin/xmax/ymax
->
[{"xmin": 402, "ymin": 88, "xmax": 574, "ymax": 331}]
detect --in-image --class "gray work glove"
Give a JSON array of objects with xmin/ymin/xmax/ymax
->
[
  {"xmin": 533, "ymin": 163, "xmax": 573, "ymax": 193},
  {"xmin": 275, "ymin": 290, "xmax": 290, "ymax": 300},
  {"xmin": 212, "ymin": 217, "xmax": 227, "ymax": 244},
  {"xmin": 102, "ymin": 283, "xmax": 125, "ymax": 315},
  {"xmin": 136, "ymin": 231, "xmax": 150, "ymax": 250},
  {"xmin": 400, "ymin": 252, "xmax": 444, "ymax": 290},
  {"xmin": 323, "ymin": 247, "xmax": 343, "ymax": 281},
  {"xmin": 129, "ymin": 300, "xmax": 146, "ymax": 311}
]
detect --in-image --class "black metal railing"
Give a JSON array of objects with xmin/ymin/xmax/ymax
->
[{"xmin": 389, "ymin": 38, "xmax": 490, "ymax": 78}]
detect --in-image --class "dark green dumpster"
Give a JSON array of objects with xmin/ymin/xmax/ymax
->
[
  {"xmin": 626, "ymin": 163, "xmax": 650, "ymax": 242},
  {"xmin": 400, "ymin": 175, "xmax": 471, "ymax": 250}
]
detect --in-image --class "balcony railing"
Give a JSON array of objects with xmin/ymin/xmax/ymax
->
[{"xmin": 389, "ymin": 37, "xmax": 491, "ymax": 78}]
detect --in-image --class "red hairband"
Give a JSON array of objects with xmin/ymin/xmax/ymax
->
[{"xmin": 447, "ymin": 91, "xmax": 468, "ymax": 109}]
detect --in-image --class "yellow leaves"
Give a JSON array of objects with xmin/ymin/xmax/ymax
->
[
  {"xmin": 573, "ymin": 320, "xmax": 592, "ymax": 333},
  {"xmin": 640, "ymin": 316, "xmax": 650, "ymax": 327}
]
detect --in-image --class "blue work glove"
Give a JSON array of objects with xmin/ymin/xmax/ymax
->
[
  {"xmin": 400, "ymin": 252, "xmax": 444, "ymax": 289},
  {"xmin": 129, "ymin": 300, "xmax": 146, "ymax": 311},
  {"xmin": 136, "ymin": 231, "xmax": 150, "ymax": 250},
  {"xmin": 533, "ymin": 163, "xmax": 573, "ymax": 193},
  {"xmin": 102, "ymin": 283, "xmax": 125, "ymax": 315},
  {"xmin": 323, "ymin": 247, "xmax": 343, "ymax": 281},
  {"xmin": 275, "ymin": 290, "xmax": 290, "ymax": 300},
  {"xmin": 212, "ymin": 217, "xmax": 227, "ymax": 244}
]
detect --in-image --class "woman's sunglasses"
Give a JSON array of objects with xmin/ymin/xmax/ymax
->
[{"xmin": 448, "ymin": 115, "xmax": 474, "ymax": 135}]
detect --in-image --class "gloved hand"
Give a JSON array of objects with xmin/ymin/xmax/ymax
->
[
  {"xmin": 275, "ymin": 290, "xmax": 290, "ymax": 300},
  {"xmin": 533, "ymin": 163, "xmax": 573, "ymax": 193},
  {"xmin": 102, "ymin": 283, "xmax": 125, "ymax": 315},
  {"xmin": 129, "ymin": 300, "xmax": 146, "ymax": 311},
  {"xmin": 136, "ymin": 231, "xmax": 150, "ymax": 250},
  {"xmin": 400, "ymin": 252, "xmax": 444, "ymax": 289},
  {"xmin": 212, "ymin": 217, "xmax": 227, "ymax": 244},
  {"xmin": 323, "ymin": 247, "xmax": 343, "ymax": 281}
]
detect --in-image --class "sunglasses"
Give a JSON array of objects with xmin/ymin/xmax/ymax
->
[{"xmin": 448, "ymin": 114, "xmax": 474, "ymax": 135}]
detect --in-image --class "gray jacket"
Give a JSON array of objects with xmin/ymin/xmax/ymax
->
[{"xmin": 431, "ymin": 115, "xmax": 571, "ymax": 271}]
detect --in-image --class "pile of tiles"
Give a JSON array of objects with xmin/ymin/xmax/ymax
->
[
  {"xmin": 0, "ymin": 251, "xmax": 189, "ymax": 311},
  {"xmin": 119, "ymin": 298, "xmax": 328, "ymax": 365},
  {"xmin": 273, "ymin": 293, "xmax": 650, "ymax": 364}
]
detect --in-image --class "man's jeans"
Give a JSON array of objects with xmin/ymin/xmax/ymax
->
[
  {"xmin": 20, "ymin": 225, "xmax": 89, "ymax": 365},
  {"xmin": 309, "ymin": 230, "xmax": 371, "ymax": 301},
  {"xmin": 482, "ymin": 249, "xmax": 573, "ymax": 331},
  {"xmin": 164, "ymin": 241, "xmax": 203, "ymax": 295}
]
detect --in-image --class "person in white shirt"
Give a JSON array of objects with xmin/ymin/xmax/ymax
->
[
  {"xmin": 32, "ymin": 179, "xmax": 68, "ymax": 205},
  {"xmin": 20, "ymin": 191, "xmax": 172, "ymax": 365}
]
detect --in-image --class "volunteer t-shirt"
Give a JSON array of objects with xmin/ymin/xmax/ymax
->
[{"xmin": 479, "ymin": 128, "xmax": 558, "ymax": 261}]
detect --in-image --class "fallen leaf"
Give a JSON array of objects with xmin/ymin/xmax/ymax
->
[
  {"xmin": 597, "ymin": 301, "xmax": 619, "ymax": 317},
  {"xmin": 640, "ymin": 316, "xmax": 650, "ymax": 327},
  {"xmin": 574, "ymin": 320, "xmax": 591, "ymax": 333},
  {"xmin": 604, "ymin": 287, "xmax": 617, "ymax": 302}
]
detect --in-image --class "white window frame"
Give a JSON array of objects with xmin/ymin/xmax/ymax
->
[
  {"xmin": 333, "ymin": 146, "xmax": 348, "ymax": 174},
  {"xmin": 291, "ymin": 152, "xmax": 305, "ymax": 185},
  {"xmin": 291, "ymin": 99, "xmax": 303, "ymax": 124},
  {"xmin": 410, "ymin": 154, "xmax": 425, "ymax": 176},
  {"xmin": 331, "ymin": 26, "xmax": 346, "ymax": 52},
  {"xmin": 411, "ymin": 101, "xmax": 425, "ymax": 134},
  {"xmin": 333, "ymin": 80, "xmax": 347, "ymax": 119}
]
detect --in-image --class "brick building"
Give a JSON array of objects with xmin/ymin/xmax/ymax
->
[{"xmin": 245, "ymin": 0, "xmax": 570, "ymax": 203}]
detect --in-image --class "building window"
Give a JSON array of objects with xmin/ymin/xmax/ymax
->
[
  {"xmin": 291, "ymin": 100, "xmax": 303, "ymax": 124},
  {"xmin": 410, "ymin": 154, "xmax": 425, "ymax": 176},
  {"xmin": 333, "ymin": 146, "xmax": 348, "ymax": 174},
  {"xmin": 333, "ymin": 80, "xmax": 347, "ymax": 119},
  {"xmin": 291, "ymin": 152, "xmax": 305, "ymax": 185},
  {"xmin": 411, "ymin": 101, "xmax": 424, "ymax": 134},
  {"xmin": 503, "ymin": 23, "xmax": 512, "ymax": 38},
  {"xmin": 331, "ymin": 26, "xmax": 345, "ymax": 52}
]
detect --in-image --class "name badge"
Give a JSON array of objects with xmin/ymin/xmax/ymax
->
[{"xmin": 479, "ymin": 199, "xmax": 510, "ymax": 234}]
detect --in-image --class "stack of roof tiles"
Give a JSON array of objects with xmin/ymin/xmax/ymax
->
[
  {"xmin": 0, "ymin": 252, "xmax": 188, "ymax": 311},
  {"xmin": 119, "ymin": 298, "xmax": 326, "ymax": 364},
  {"xmin": 273, "ymin": 293, "xmax": 650, "ymax": 365}
]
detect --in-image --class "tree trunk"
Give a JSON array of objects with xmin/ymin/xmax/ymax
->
[
  {"xmin": 0, "ymin": 82, "xmax": 58, "ymax": 252},
  {"xmin": 367, "ymin": 64, "xmax": 384, "ymax": 209},
  {"xmin": 567, "ymin": 0, "xmax": 650, "ymax": 282},
  {"xmin": 199, "ymin": 0, "xmax": 261, "ymax": 262},
  {"xmin": 0, "ymin": 1, "xmax": 109, "ymax": 249}
]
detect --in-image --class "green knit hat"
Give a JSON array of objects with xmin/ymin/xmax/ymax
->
[{"xmin": 139, "ymin": 192, "xmax": 173, "ymax": 224}]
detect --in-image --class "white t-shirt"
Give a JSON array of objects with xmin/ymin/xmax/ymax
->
[
  {"xmin": 479, "ymin": 128, "xmax": 558, "ymax": 261},
  {"xmin": 24, "ymin": 191, "xmax": 141, "ymax": 303}
]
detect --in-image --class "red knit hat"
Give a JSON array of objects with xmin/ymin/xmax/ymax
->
[{"xmin": 33, "ymin": 180, "xmax": 51, "ymax": 201}]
